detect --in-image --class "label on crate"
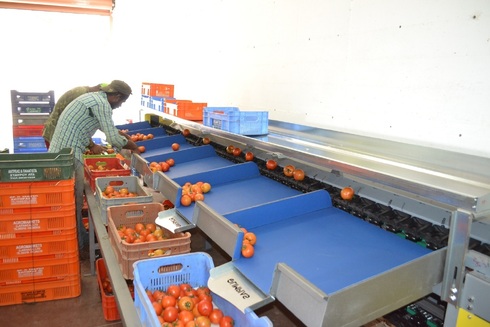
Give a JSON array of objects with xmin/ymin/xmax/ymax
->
[
  {"xmin": 16, "ymin": 243, "xmax": 43, "ymax": 255},
  {"xmin": 9, "ymin": 194, "xmax": 38, "ymax": 205},
  {"xmin": 13, "ymin": 220, "xmax": 41, "ymax": 231},
  {"xmin": 5, "ymin": 168, "xmax": 40, "ymax": 181},
  {"xmin": 17, "ymin": 267, "xmax": 44, "ymax": 278},
  {"xmin": 22, "ymin": 290, "xmax": 46, "ymax": 301}
]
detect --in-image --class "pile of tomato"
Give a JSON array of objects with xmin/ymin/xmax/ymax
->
[
  {"xmin": 149, "ymin": 158, "xmax": 175, "ymax": 173},
  {"xmin": 129, "ymin": 132, "xmax": 155, "ymax": 142},
  {"xmin": 146, "ymin": 283, "xmax": 235, "ymax": 327},
  {"xmin": 102, "ymin": 186, "xmax": 138, "ymax": 199},
  {"xmin": 117, "ymin": 222, "xmax": 166, "ymax": 244},
  {"xmin": 238, "ymin": 226, "xmax": 257, "ymax": 258},
  {"xmin": 180, "ymin": 181, "xmax": 212, "ymax": 207}
]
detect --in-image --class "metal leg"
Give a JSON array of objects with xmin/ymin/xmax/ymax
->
[{"xmin": 88, "ymin": 208, "xmax": 96, "ymax": 276}]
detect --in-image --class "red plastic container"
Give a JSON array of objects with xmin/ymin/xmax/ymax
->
[
  {"xmin": 84, "ymin": 157, "xmax": 130, "ymax": 192},
  {"xmin": 141, "ymin": 83, "xmax": 174, "ymax": 97}
]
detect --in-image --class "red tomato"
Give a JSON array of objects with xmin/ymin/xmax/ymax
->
[
  {"xmin": 182, "ymin": 129, "xmax": 191, "ymax": 137},
  {"xmin": 179, "ymin": 310, "xmax": 195, "ymax": 325},
  {"xmin": 166, "ymin": 158, "xmax": 175, "ymax": 167},
  {"xmin": 209, "ymin": 308, "xmax": 224, "ymax": 324},
  {"xmin": 137, "ymin": 145, "xmax": 146, "ymax": 153},
  {"xmin": 232, "ymin": 147, "xmax": 242, "ymax": 157},
  {"xmin": 161, "ymin": 295, "xmax": 176, "ymax": 308},
  {"xmin": 152, "ymin": 301, "xmax": 163, "ymax": 316},
  {"xmin": 197, "ymin": 299, "xmax": 213, "ymax": 316},
  {"xmin": 226, "ymin": 145, "xmax": 235, "ymax": 154},
  {"xmin": 195, "ymin": 316, "xmax": 211, "ymax": 327},
  {"xmin": 283, "ymin": 164, "xmax": 295, "ymax": 177},
  {"xmin": 160, "ymin": 162, "xmax": 170, "ymax": 172},
  {"xmin": 181, "ymin": 194, "xmax": 192, "ymax": 207},
  {"xmin": 266, "ymin": 159, "xmax": 277, "ymax": 170},
  {"xmin": 244, "ymin": 151, "xmax": 254, "ymax": 161},
  {"xmin": 166, "ymin": 284, "xmax": 181, "ymax": 299},
  {"xmin": 241, "ymin": 242, "xmax": 254, "ymax": 258},
  {"xmin": 196, "ymin": 286, "xmax": 211, "ymax": 300},
  {"xmin": 194, "ymin": 193, "xmax": 205, "ymax": 201},
  {"xmin": 293, "ymin": 168, "xmax": 305, "ymax": 181},
  {"xmin": 178, "ymin": 296, "xmax": 195, "ymax": 311},
  {"xmin": 244, "ymin": 232, "xmax": 257, "ymax": 245},
  {"xmin": 172, "ymin": 143, "xmax": 180, "ymax": 151},
  {"xmin": 202, "ymin": 137, "xmax": 211, "ymax": 145},
  {"xmin": 200, "ymin": 182, "xmax": 211, "ymax": 194},
  {"xmin": 220, "ymin": 316, "xmax": 235, "ymax": 327},
  {"xmin": 162, "ymin": 306, "xmax": 179, "ymax": 323},
  {"xmin": 340, "ymin": 186, "xmax": 355, "ymax": 200}
]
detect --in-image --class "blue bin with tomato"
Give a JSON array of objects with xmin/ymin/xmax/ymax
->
[{"xmin": 133, "ymin": 252, "xmax": 273, "ymax": 327}]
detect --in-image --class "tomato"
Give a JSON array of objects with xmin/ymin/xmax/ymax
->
[
  {"xmin": 166, "ymin": 158, "xmax": 175, "ymax": 167},
  {"xmin": 232, "ymin": 147, "xmax": 242, "ymax": 157},
  {"xmin": 146, "ymin": 223, "xmax": 157, "ymax": 233},
  {"xmin": 244, "ymin": 232, "xmax": 257, "ymax": 245},
  {"xmin": 152, "ymin": 289, "xmax": 165, "ymax": 302},
  {"xmin": 202, "ymin": 137, "xmax": 211, "ymax": 145},
  {"xmin": 340, "ymin": 186, "xmax": 355, "ymax": 200},
  {"xmin": 161, "ymin": 295, "xmax": 176, "ymax": 308},
  {"xmin": 200, "ymin": 182, "xmax": 211, "ymax": 194},
  {"xmin": 266, "ymin": 159, "xmax": 277, "ymax": 170},
  {"xmin": 244, "ymin": 151, "xmax": 254, "ymax": 161},
  {"xmin": 195, "ymin": 316, "xmax": 211, "ymax": 327},
  {"xmin": 172, "ymin": 320, "xmax": 185, "ymax": 327},
  {"xmin": 146, "ymin": 289, "xmax": 155, "ymax": 302},
  {"xmin": 241, "ymin": 242, "xmax": 254, "ymax": 258},
  {"xmin": 172, "ymin": 143, "xmax": 180, "ymax": 151},
  {"xmin": 293, "ymin": 168, "xmax": 305, "ymax": 181},
  {"xmin": 220, "ymin": 316, "xmax": 235, "ymax": 327},
  {"xmin": 185, "ymin": 321, "xmax": 199, "ymax": 327},
  {"xmin": 152, "ymin": 301, "xmax": 163, "ymax": 316},
  {"xmin": 153, "ymin": 229, "xmax": 164, "ymax": 239},
  {"xmin": 162, "ymin": 306, "xmax": 179, "ymax": 323},
  {"xmin": 134, "ymin": 223, "xmax": 145, "ymax": 234},
  {"xmin": 178, "ymin": 296, "xmax": 195, "ymax": 311},
  {"xmin": 197, "ymin": 299, "xmax": 213, "ymax": 316},
  {"xmin": 209, "ymin": 308, "xmax": 224, "ymax": 324},
  {"xmin": 179, "ymin": 310, "xmax": 195, "ymax": 325},
  {"xmin": 182, "ymin": 129, "xmax": 191, "ymax": 137},
  {"xmin": 181, "ymin": 194, "xmax": 192, "ymax": 207},
  {"xmin": 196, "ymin": 286, "xmax": 211, "ymax": 300},
  {"xmin": 167, "ymin": 284, "xmax": 181, "ymax": 299},
  {"xmin": 137, "ymin": 145, "xmax": 146, "ymax": 153},
  {"xmin": 147, "ymin": 133, "xmax": 154, "ymax": 140},
  {"xmin": 283, "ymin": 164, "xmax": 295, "ymax": 177},
  {"xmin": 226, "ymin": 145, "xmax": 235, "ymax": 154},
  {"xmin": 160, "ymin": 162, "xmax": 170, "ymax": 172}
]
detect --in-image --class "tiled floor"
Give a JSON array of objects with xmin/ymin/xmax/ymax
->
[{"xmin": 0, "ymin": 230, "xmax": 305, "ymax": 327}]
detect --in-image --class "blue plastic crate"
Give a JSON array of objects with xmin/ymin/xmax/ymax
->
[
  {"xmin": 203, "ymin": 107, "xmax": 268, "ymax": 135},
  {"xmin": 149, "ymin": 96, "xmax": 175, "ymax": 112},
  {"xmin": 133, "ymin": 253, "xmax": 272, "ymax": 327},
  {"xmin": 141, "ymin": 94, "xmax": 151, "ymax": 108},
  {"xmin": 14, "ymin": 137, "xmax": 47, "ymax": 150}
]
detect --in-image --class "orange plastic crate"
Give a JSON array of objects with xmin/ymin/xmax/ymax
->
[
  {"xmin": 0, "ymin": 227, "xmax": 78, "ymax": 262},
  {"xmin": 176, "ymin": 101, "xmax": 206, "ymax": 121},
  {"xmin": 0, "ymin": 274, "xmax": 81, "ymax": 306},
  {"xmin": 0, "ymin": 204, "xmax": 75, "ymax": 239},
  {"xmin": 0, "ymin": 250, "xmax": 79, "ymax": 285},
  {"xmin": 107, "ymin": 203, "xmax": 191, "ymax": 279},
  {"xmin": 84, "ymin": 157, "xmax": 130, "ymax": 192},
  {"xmin": 0, "ymin": 179, "xmax": 74, "ymax": 209},
  {"xmin": 141, "ymin": 83, "xmax": 174, "ymax": 97},
  {"xmin": 96, "ymin": 258, "xmax": 134, "ymax": 321}
]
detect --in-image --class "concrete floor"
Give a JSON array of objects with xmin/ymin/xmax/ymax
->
[{"xmin": 0, "ymin": 230, "xmax": 306, "ymax": 327}]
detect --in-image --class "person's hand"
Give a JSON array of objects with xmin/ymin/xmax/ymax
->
[
  {"xmin": 119, "ymin": 130, "xmax": 131, "ymax": 140},
  {"xmin": 90, "ymin": 144, "xmax": 105, "ymax": 155}
]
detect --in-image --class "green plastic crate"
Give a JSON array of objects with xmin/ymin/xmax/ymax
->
[{"xmin": 0, "ymin": 148, "xmax": 74, "ymax": 182}]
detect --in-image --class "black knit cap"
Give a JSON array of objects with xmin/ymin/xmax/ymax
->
[{"xmin": 101, "ymin": 80, "xmax": 132, "ymax": 96}]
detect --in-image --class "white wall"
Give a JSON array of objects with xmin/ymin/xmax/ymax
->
[{"xmin": 1, "ymin": 0, "xmax": 489, "ymax": 157}]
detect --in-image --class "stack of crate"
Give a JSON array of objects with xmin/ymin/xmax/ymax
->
[
  {"xmin": 11, "ymin": 90, "xmax": 55, "ymax": 153},
  {"xmin": 0, "ymin": 148, "xmax": 81, "ymax": 306}
]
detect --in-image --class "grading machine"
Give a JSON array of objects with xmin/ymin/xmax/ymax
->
[{"xmin": 127, "ymin": 112, "xmax": 490, "ymax": 327}]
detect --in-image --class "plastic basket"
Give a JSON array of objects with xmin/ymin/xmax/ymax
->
[
  {"xmin": 203, "ymin": 107, "xmax": 268, "ymax": 135},
  {"xmin": 11, "ymin": 90, "xmax": 55, "ymax": 105},
  {"xmin": 12, "ymin": 103, "xmax": 53, "ymax": 115},
  {"xmin": 170, "ymin": 101, "xmax": 206, "ymax": 121},
  {"xmin": 0, "ymin": 227, "xmax": 77, "ymax": 260},
  {"xmin": 149, "ymin": 96, "xmax": 176, "ymax": 112},
  {"xmin": 0, "ymin": 178, "xmax": 74, "ymax": 209},
  {"xmin": 84, "ymin": 157, "xmax": 131, "ymax": 192},
  {"xmin": 0, "ymin": 250, "xmax": 79, "ymax": 285},
  {"xmin": 96, "ymin": 258, "xmax": 134, "ymax": 321},
  {"xmin": 13, "ymin": 125, "xmax": 44, "ymax": 137},
  {"xmin": 141, "ymin": 83, "xmax": 174, "ymax": 97},
  {"xmin": 12, "ymin": 114, "xmax": 49, "ymax": 126},
  {"xmin": 0, "ymin": 148, "xmax": 74, "ymax": 182},
  {"xmin": 0, "ymin": 274, "xmax": 81, "ymax": 306},
  {"xmin": 141, "ymin": 95, "xmax": 151, "ymax": 108},
  {"xmin": 14, "ymin": 137, "xmax": 47, "ymax": 150},
  {"xmin": 133, "ymin": 253, "xmax": 273, "ymax": 327},
  {"xmin": 107, "ymin": 203, "xmax": 191, "ymax": 279},
  {"xmin": 0, "ymin": 204, "xmax": 75, "ymax": 239},
  {"xmin": 95, "ymin": 176, "xmax": 153, "ymax": 224}
]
